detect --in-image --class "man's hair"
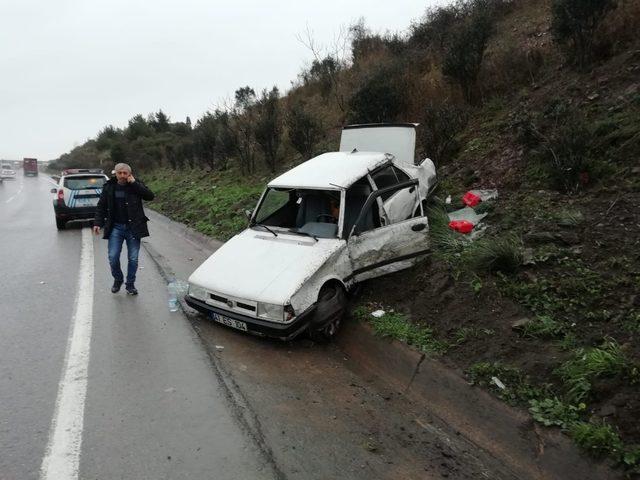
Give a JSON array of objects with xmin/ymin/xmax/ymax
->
[{"xmin": 114, "ymin": 163, "xmax": 132, "ymax": 173}]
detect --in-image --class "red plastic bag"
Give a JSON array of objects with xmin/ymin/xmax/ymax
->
[
  {"xmin": 462, "ymin": 191, "xmax": 481, "ymax": 207},
  {"xmin": 448, "ymin": 220, "xmax": 474, "ymax": 234}
]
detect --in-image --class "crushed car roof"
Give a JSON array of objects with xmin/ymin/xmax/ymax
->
[{"xmin": 268, "ymin": 151, "xmax": 390, "ymax": 189}]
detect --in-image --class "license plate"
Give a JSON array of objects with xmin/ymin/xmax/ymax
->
[{"xmin": 210, "ymin": 312, "xmax": 248, "ymax": 332}]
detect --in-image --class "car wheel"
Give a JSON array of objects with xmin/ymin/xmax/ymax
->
[
  {"xmin": 308, "ymin": 284, "xmax": 347, "ymax": 342},
  {"xmin": 56, "ymin": 218, "xmax": 66, "ymax": 230}
]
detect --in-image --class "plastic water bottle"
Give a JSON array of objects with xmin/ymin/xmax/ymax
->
[{"xmin": 167, "ymin": 280, "xmax": 179, "ymax": 312}]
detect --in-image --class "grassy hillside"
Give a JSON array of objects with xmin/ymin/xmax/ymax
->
[{"xmin": 145, "ymin": 168, "xmax": 264, "ymax": 240}]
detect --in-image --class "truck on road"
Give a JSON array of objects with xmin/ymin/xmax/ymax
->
[{"xmin": 23, "ymin": 158, "xmax": 38, "ymax": 176}]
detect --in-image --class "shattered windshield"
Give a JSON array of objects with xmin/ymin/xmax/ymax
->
[{"xmin": 253, "ymin": 187, "xmax": 341, "ymax": 239}]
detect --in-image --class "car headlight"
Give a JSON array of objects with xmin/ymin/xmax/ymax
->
[
  {"xmin": 257, "ymin": 302, "xmax": 284, "ymax": 322},
  {"xmin": 188, "ymin": 283, "xmax": 207, "ymax": 301}
]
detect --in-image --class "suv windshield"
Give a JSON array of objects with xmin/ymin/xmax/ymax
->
[
  {"xmin": 64, "ymin": 176, "xmax": 106, "ymax": 190},
  {"xmin": 253, "ymin": 188, "xmax": 341, "ymax": 239}
]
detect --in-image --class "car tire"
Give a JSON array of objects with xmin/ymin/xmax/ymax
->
[
  {"xmin": 308, "ymin": 284, "xmax": 347, "ymax": 342},
  {"xmin": 56, "ymin": 218, "xmax": 66, "ymax": 230}
]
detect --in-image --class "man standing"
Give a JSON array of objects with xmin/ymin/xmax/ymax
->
[{"xmin": 93, "ymin": 163, "xmax": 155, "ymax": 295}]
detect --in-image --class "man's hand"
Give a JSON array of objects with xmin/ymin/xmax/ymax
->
[
  {"xmin": 93, "ymin": 226, "xmax": 101, "ymax": 235},
  {"xmin": 127, "ymin": 174, "xmax": 135, "ymax": 183}
]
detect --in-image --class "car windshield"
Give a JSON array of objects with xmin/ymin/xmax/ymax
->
[
  {"xmin": 64, "ymin": 176, "xmax": 106, "ymax": 190},
  {"xmin": 253, "ymin": 187, "xmax": 341, "ymax": 239}
]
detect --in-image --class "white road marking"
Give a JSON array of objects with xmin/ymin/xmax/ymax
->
[
  {"xmin": 4, "ymin": 182, "xmax": 24, "ymax": 203},
  {"xmin": 40, "ymin": 228, "xmax": 94, "ymax": 480}
]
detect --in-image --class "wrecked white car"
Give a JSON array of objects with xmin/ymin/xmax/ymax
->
[{"xmin": 185, "ymin": 124, "xmax": 436, "ymax": 340}]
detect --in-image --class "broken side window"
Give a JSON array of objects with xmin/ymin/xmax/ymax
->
[{"xmin": 344, "ymin": 178, "xmax": 380, "ymax": 237}]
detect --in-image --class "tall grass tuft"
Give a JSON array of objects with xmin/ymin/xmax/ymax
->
[
  {"xmin": 465, "ymin": 233, "xmax": 524, "ymax": 274},
  {"xmin": 557, "ymin": 339, "xmax": 631, "ymax": 402}
]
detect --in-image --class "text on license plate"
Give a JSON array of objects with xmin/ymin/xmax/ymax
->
[{"xmin": 210, "ymin": 312, "xmax": 248, "ymax": 332}]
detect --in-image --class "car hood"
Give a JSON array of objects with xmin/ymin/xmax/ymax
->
[{"xmin": 188, "ymin": 228, "xmax": 345, "ymax": 304}]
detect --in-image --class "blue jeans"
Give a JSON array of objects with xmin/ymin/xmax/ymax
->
[{"xmin": 108, "ymin": 223, "xmax": 141, "ymax": 286}]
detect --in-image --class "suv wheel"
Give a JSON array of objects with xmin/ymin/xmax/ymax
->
[{"xmin": 56, "ymin": 218, "xmax": 66, "ymax": 230}]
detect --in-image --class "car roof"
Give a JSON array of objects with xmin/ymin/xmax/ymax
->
[{"xmin": 268, "ymin": 151, "xmax": 390, "ymax": 189}]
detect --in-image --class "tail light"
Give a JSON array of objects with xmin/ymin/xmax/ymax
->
[{"xmin": 57, "ymin": 189, "xmax": 65, "ymax": 207}]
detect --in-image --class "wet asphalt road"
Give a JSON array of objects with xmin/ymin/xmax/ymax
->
[
  {"xmin": 0, "ymin": 175, "xmax": 274, "ymax": 480},
  {"xmin": 0, "ymin": 174, "xmax": 520, "ymax": 480}
]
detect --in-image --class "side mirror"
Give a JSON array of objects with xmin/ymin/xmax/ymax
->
[
  {"xmin": 245, "ymin": 209, "xmax": 253, "ymax": 220},
  {"xmin": 50, "ymin": 188, "xmax": 57, "ymax": 193}
]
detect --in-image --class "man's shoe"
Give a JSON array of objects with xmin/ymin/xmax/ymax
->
[
  {"xmin": 111, "ymin": 280, "xmax": 123, "ymax": 293},
  {"xmin": 126, "ymin": 284, "xmax": 138, "ymax": 295}
]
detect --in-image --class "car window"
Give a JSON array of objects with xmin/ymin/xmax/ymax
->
[
  {"xmin": 349, "ymin": 179, "xmax": 418, "ymax": 236},
  {"xmin": 253, "ymin": 188, "xmax": 341, "ymax": 238},
  {"xmin": 63, "ymin": 176, "xmax": 106, "ymax": 190},
  {"xmin": 255, "ymin": 189, "xmax": 290, "ymax": 224},
  {"xmin": 371, "ymin": 165, "xmax": 410, "ymax": 201},
  {"xmin": 344, "ymin": 178, "xmax": 380, "ymax": 237},
  {"xmin": 381, "ymin": 183, "xmax": 419, "ymax": 224}
]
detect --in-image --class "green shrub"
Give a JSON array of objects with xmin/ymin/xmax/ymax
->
[
  {"xmin": 347, "ymin": 65, "xmax": 406, "ymax": 123},
  {"xmin": 442, "ymin": 0, "xmax": 497, "ymax": 102},
  {"xmin": 466, "ymin": 234, "xmax": 524, "ymax": 274},
  {"xmin": 452, "ymin": 326, "xmax": 494, "ymax": 345},
  {"xmin": 557, "ymin": 339, "xmax": 630, "ymax": 402},
  {"xmin": 569, "ymin": 421, "xmax": 623, "ymax": 458},
  {"xmin": 368, "ymin": 311, "xmax": 449, "ymax": 354},
  {"xmin": 529, "ymin": 397, "xmax": 583, "ymax": 429},
  {"xmin": 418, "ymin": 102, "xmax": 469, "ymax": 165},
  {"xmin": 285, "ymin": 101, "xmax": 324, "ymax": 160},
  {"xmin": 526, "ymin": 114, "xmax": 616, "ymax": 193},
  {"xmin": 409, "ymin": 3, "xmax": 461, "ymax": 51},
  {"xmin": 468, "ymin": 362, "xmax": 546, "ymax": 405},
  {"xmin": 552, "ymin": 0, "xmax": 617, "ymax": 68},
  {"xmin": 254, "ymin": 87, "xmax": 282, "ymax": 173},
  {"xmin": 554, "ymin": 208, "xmax": 584, "ymax": 227},
  {"xmin": 521, "ymin": 315, "xmax": 565, "ymax": 339}
]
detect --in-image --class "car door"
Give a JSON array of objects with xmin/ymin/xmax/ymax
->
[{"xmin": 346, "ymin": 179, "xmax": 430, "ymax": 283}]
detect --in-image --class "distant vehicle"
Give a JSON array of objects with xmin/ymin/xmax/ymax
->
[
  {"xmin": 186, "ymin": 123, "xmax": 436, "ymax": 341},
  {"xmin": 0, "ymin": 163, "xmax": 16, "ymax": 180},
  {"xmin": 23, "ymin": 158, "xmax": 38, "ymax": 176},
  {"xmin": 51, "ymin": 168, "xmax": 108, "ymax": 230}
]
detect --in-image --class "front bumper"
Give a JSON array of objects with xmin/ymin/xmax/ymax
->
[{"xmin": 184, "ymin": 295, "xmax": 317, "ymax": 340}]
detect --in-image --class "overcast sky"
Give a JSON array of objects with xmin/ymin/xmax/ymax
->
[{"xmin": 0, "ymin": 0, "xmax": 449, "ymax": 161}]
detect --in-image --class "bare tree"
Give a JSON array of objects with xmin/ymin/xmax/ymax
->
[{"xmin": 297, "ymin": 25, "xmax": 350, "ymax": 114}]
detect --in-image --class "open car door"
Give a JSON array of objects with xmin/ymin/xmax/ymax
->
[{"xmin": 346, "ymin": 179, "xmax": 430, "ymax": 283}]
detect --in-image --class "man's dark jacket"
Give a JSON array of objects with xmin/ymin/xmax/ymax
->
[{"xmin": 94, "ymin": 177, "xmax": 155, "ymax": 239}]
